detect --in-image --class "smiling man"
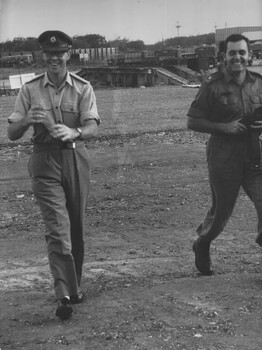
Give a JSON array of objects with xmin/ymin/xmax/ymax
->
[
  {"xmin": 187, "ymin": 34, "xmax": 262, "ymax": 276},
  {"xmin": 7, "ymin": 31, "xmax": 100, "ymax": 320}
]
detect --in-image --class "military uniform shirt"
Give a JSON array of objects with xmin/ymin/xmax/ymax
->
[
  {"xmin": 187, "ymin": 69, "xmax": 262, "ymax": 124},
  {"xmin": 8, "ymin": 71, "xmax": 100, "ymax": 143}
]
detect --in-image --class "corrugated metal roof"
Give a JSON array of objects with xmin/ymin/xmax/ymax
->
[
  {"xmin": 215, "ymin": 26, "xmax": 262, "ymax": 43},
  {"xmin": 242, "ymin": 31, "xmax": 262, "ymax": 41}
]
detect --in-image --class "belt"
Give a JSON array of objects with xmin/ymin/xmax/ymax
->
[{"xmin": 33, "ymin": 142, "xmax": 84, "ymax": 152}]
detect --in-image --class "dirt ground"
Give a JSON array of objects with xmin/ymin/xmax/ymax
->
[{"xmin": 0, "ymin": 83, "xmax": 262, "ymax": 350}]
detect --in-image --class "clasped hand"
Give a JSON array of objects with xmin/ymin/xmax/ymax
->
[
  {"xmin": 224, "ymin": 120, "xmax": 262, "ymax": 135},
  {"xmin": 27, "ymin": 109, "xmax": 76, "ymax": 141},
  {"xmin": 51, "ymin": 124, "xmax": 77, "ymax": 141},
  {"xmin": 27, "ymin": 108, "xmax": 54, "ymax": 131},
  {"xmin": 223, "ymin": 119, "xmax": 247, "ymax": 135}
]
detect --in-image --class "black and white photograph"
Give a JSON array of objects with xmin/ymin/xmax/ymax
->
[{"xmin": 0, "ymin": 0, "xmax": 262, "ymax": 349}]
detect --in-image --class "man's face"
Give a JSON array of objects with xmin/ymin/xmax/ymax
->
[
  {"xmin": 42, "ymin": 50, "xmax": 71, "ymax": 74},
  {"xmin": 224, "ymin": 40, "xmax": 250, "ymax": 74}
]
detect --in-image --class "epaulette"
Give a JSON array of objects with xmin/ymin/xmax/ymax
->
[
  {"xmin": 69, "ymin": 72, "xmax": 89, "ymax": 84},
  {"xmin": 204, "ymin": 70, "xmax": 223, "ymax": 84},
  {"xmin": 25, "ymin": 73, "xmax": 45, "ymax": 84}
]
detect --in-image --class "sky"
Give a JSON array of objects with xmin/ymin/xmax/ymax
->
[{"xmin": 0, "ymin": 0, "xmax": 262, "ymax": 44}]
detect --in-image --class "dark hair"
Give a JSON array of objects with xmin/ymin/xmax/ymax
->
[{"xmin": 224, "ymin": 34, "xmax": 250, "ymax": 52}]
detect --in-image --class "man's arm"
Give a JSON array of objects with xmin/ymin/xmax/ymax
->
[
  {"xmin": 187, "ymin": 116, "xmax": 247, "ymax": 135},
  {"xmin": 7, "ymin": 116, "xmax": 31, "ymax": 141},
  {"xmin": 187, "ymin": 78, "xmax": 247, "ymax": 136},
  {"xmin": 51, "ymin": 119, "xmax": 98, "ymax": 142},
  {"xmin": 8, "ymin": 109, "xmax": 56, "ymax": 141},
  {"xmin": 51, "ymin": 81, "xmax": 100, "ymax": 142}
]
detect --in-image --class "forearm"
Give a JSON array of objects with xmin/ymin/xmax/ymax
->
[
  {"xmin": 79, "ymin": 120, "xmax": 98, "ymax": 139},
  {"xmin": 7, "ymin": 119, "xmax": 31, "ymax": 141},
  {"xmin": 187, "ymin": 117, "xmax": 231, "ymax": 135}
]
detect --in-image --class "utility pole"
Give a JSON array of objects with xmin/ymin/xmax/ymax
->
[
  {"xmin": 161, "ymin": 32, "xmax": 165, "ymax": 48},
  {"xmin": 176, "ymin": 21, "xmax": 181, "ymax": 37}
]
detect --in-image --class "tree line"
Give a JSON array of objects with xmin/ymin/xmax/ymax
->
[{"xmin": 0, "ymin": 32, "xmax": 215, "ymax": 54}]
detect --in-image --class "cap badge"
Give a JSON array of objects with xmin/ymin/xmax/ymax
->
[{"xmin": 50, "ymin": 36, "xmax": 56, "ymax": 43}]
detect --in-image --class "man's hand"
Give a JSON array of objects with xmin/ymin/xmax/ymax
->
[
  {"xmin": 223, "ymin": 119, "xmax": 247, "ymax": 135},
  {"xmin": 187, "ymin": 116, "xmax": 247, "ymax": 135},
  {"xmin": 27, "ymin": 108, "xmax": 55, "ymax": 132},
  {"xmin": 51, "ymin": 124, "xmax": 78, "ymax": 141}
]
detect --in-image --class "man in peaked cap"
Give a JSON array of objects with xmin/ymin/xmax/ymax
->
[
  {"xmin": 38, "ymin": 30, "xmax": 73, "ymax": 52},
  {"xmin": 7, "ymin": 30, "xmax": 100, "ymax": 320}
]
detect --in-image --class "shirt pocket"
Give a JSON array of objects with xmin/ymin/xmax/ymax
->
[
  {"xmin": 250, "ymin": 96, "xmax": 262, "ymax": 120},
  {"xmin": 214, "ymin": 95, "xmax": 239, "ymax": 117},
  {"xmin": 60, "ymin": 102, "xmax": 80, "ymax": 127},
  {"xmin": 31, "ymin": 102, "xmax": 53, "ymax": 113},
  {"xmin": 217, "ymin": 95, "xmax": 238, "ymax": 105}
]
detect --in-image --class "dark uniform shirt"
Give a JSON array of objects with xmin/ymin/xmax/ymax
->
[
  {"xmin": 8, "ymin": 71, "xmax": 100, "ymax": 143},
  {"xmin": 187, "ymin": 68, "xmax": 262, "ymax": 124}
]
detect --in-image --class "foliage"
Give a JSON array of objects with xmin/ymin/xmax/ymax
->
[
  {"xmin": 72, "ymin": 34, "xmax": 107, "ymax": 48},
  {"xmin": 0, "ymin": 32, "xmax": 215, "ymax": 55},
  {"xmin": 0, "ymin": 34, "xmax": 107, "ymax": 54},
  {"xmin": 0, "ymin": 37, "xmax": 40, "ymax": 54},
  {"xmin": 148, "ymin": 33, "xmax": 215, "ymax": 50},
  {"xmin": 107, "ymin": 36, "xmax": 129, "ymax": 51},
  {"xmin": 125, "ymin": 40, "xmax": 146, "ymax": 52}
]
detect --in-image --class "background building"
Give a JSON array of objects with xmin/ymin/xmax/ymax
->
[{"xmin": 215, "ymin": 26, "xmax": 262, "ymax": 45}]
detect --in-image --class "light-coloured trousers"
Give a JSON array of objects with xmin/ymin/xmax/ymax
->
[{"xmin": 28, "ymin": 143, "xmax": 91, "ymax": 299}]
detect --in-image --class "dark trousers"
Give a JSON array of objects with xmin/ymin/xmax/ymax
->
[
  {"xmin": 28, "ymin": 144, "xmax": 91, "ymax": 299},
  {"xmin": 197, "ymin": 136, "xmax": 262, "ymax": 246}
]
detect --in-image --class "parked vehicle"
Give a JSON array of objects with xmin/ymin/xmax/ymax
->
[
  {"xmin": 107, "ymin": 46, "xmax": 217, "ymax": 68},
  {"xmin": 0, "ymin": 53, "xmax": 33, "ymax": 67},
  {"xmin": 251, "ymin": 41, "xmax": 262, "ymax": 59}
]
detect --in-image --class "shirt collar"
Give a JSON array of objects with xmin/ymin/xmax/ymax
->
[
  {"xmin": 245, "ymin": 69, "xmax": 255, "ymax": 82},
  {"xmin": 43, "ymin": 71, "xmax": 73, "ymax": 87},
  {"xmin": 223, "ymin": 68, "xmax": 234, "ymax": 83},
  {"xmin": 223, "ymin": 67, "xmax": 254, "ymax": 84}
]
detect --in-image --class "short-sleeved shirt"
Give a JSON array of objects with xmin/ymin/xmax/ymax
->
[
  {"xmin": 8, "ymin": 71, "xmax": 100, "ymax": 143},
  {"xmin": 187, "ymin": 68, "xmax": 262, "ymax": 124}
]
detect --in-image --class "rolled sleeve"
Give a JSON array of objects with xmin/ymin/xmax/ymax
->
[
  {"xmin": 80, "ymin": 84, "xmax": 101, "ymax": 126},
  {"xmin": 9, "ymin": 86, "xmax": 30, "ymax": 122},
  {"xmin": 187, "ymin": 84, "xmax": 210, "ymax": 120},
  {"xmin": 8, "ymin": 112, "xmax": 24, "ymax": 123},
  {"xmin": 187, "ymin": 100, "xmax": 209, "ymax": 119}
]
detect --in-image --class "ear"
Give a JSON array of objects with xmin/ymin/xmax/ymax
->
[
  {"xmin": 66, "ymin": 50, "xmax": 72, "ymax": 61},
  {"xmin": 248, "ymin": 50, "xmax": 252, "ymax": 61}
]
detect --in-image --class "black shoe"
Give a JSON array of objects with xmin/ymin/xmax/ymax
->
[
  {"xmin": 255, "ymin": 235, "xmax": 262, "ymax": 247},
  {"xmin": 70, "ymin": 291, "xmax": 85, "ymax": 304},
  {"xmin": 193, "ymin": 238, "xmax": 213, "ymax": 276},
  {"xmin": 56, "ymin": 297, "xmax": 73, "ymax": 321}
]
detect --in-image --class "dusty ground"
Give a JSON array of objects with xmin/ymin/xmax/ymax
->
[{"xmin": 0, "ymin": 81, "xmax": 262, "ymax": 350}]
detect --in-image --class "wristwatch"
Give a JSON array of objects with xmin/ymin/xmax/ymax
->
[{"xmin": 75, "ymin": 127, "xmax": 82, "ymax": 140}]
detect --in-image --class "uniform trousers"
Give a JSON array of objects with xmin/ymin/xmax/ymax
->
[
  {"xmin": 28, "ymin": 143, "xmax": 91, "ymax": 299},
  {"xmin": 197, "ymin": 135, "xmax": 262, "ymax": 246}
]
